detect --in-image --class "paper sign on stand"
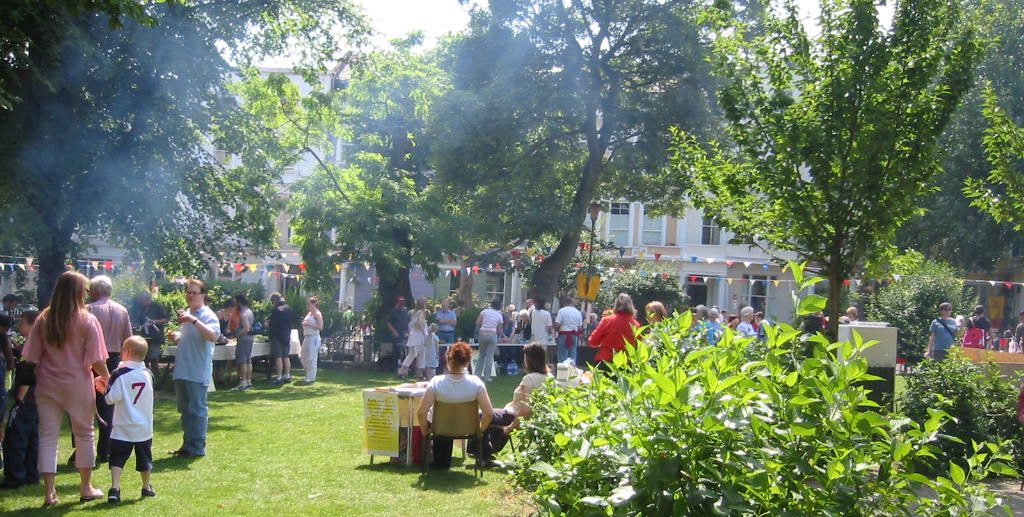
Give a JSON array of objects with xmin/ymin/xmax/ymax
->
[{"xmin": 362, "ymin": 390, "xmax": 400, "ymax": 457}]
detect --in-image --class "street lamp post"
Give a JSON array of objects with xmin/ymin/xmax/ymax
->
[{"xmin": 587, "ymin": 202, "xmax": 602, "ymax": 274}]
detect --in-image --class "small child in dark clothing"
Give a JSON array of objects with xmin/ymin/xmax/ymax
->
[{"xmin": 1, "ymin": 311, "xmax": 40, "ymax": 489}]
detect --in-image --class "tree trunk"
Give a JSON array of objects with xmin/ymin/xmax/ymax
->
[
  {"xmin": 528, "ymin": 126, "xmax": 603, "ymax": 303},
  {"xmin": 456, "ymin": 266, "xmax": 474, "ymax": 308},
  {"xmin": 826, "ymin": 256, "xmax": 844, "ymax": 340},
  {"xmin": 36, "ymin": 247, "xmax": 67, "ymax": 308},
  {"xmin": 372, "ymin": 225, "xmax": 415, "ymax": 330},
  {"xmin": 372, "ymin": 257, "xmax": 412, "ymax": 336},
  {"xmin": 529, "ymin": 233, "xmax": 582, "ymax": 304}
]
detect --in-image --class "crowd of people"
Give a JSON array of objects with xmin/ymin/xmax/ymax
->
[
  {"xmin": 384, "ymin": 291, "xmax": 785, "ymax": 383},
  {"xmin": 0, "ymin": 272, "xmax": 153, "ymax": 505},
  {"xmin": 0, "ymin": 273, "xmax": 335, "ymax": 506},
  {"xmin": 1, "ymin": 275, "xmax": 903, "ymax": 495},
  {"xmin": 412, "ymin": 292, "xmax": 782, "ymax": 470},
  {"xmin": 927, "ymin": 302, "xmax": 1024, "ymax": 360}
]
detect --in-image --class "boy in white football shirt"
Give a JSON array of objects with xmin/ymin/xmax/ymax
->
[{"xmin": 104, "ymin": 336, "xmax": 155, "ymax": 502}]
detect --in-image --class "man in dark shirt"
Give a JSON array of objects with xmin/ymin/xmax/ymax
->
[
  {"xmin": 267, "ymin": 293, "xmax": 294, "ymax": 385},
  {"xmin": 386, "ymin": 297, "xmax": 409, "ymax": 373},
  {"xmin": 132, "ymin": 292, "xmax": 170, "ymax": 375},
  {"xmin": 2, "ymin": 294, "xmax": 21, "ymax": 322}
]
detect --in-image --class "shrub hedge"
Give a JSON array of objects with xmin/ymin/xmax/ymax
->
[{"xmin": 507, "ymin": 264, "xmax": 1014, "ymax": 515}]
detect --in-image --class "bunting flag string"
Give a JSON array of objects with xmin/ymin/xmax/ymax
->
[{"xmin": 1, "ymin": 249, "xmax": 1023, "ymax": 292}]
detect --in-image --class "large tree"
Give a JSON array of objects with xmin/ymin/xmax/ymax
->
[
  {"xmin": 289, "ymin": 37, "xmax": 450, "ymax": 326},
  {"xmin": 431, "ymin": 0, "xmax": 718, "ymax": 301},
  {"xmin": 896, "ymin": 0, "xmax": 1024, "ymax": 272},
  {"xmin": 0, "ymin": 0, "xmax": 163, "ymax": 110},
  {"xmin": 0, "ymin": 1, "xmax": 366, "ymax": 305},
  {"xmin": 670, "ymin": 0, "xmax": 982, "ymax": 335},
  {"xmin": 968, "ymin": 88, "xmax": 1024, "ymax": 229},
  {"xmin": 962, "ymin": 0, "xmax": 1024, "ymax": 230}
]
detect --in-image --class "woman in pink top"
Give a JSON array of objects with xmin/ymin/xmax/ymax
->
[{"xmin": 22, "ymin": 271, "xmax": 110, "ymax": 506}]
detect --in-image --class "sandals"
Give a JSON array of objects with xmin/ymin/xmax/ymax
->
[{"xmin": 79, "ymin": 487, "xmax": 104, "ymax": 502}]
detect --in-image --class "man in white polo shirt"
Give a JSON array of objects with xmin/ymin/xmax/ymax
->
[{"xmin": 554, "ymin": 296, "xmax": 583, "ymax": 364}]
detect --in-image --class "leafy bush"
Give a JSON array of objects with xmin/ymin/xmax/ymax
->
[
  {"xmin": 508, "ymin": 263, "xmax": 1014, "ymax": 515},
  {"xmin": 457, "ymin": 305, "xmax": 482, "ymax": 341},
  {"xmin": 205, "ymin": 279, "xmax": 266, "ymax": 305},
  {"xmin": 899, "ymin": 354, "xmax": 1024, "ymax": 471},
  {"xmin": 865, "ymin": 260, "xmax": 975, "ymax": 364},
  {"xmin": 154, "ymin": 286, "xmax": 187, "ymax": 315},
  {"xmin": 111, "ymin": 272, "xmax": 151, "ymax": 306},
  {"xmin": 594, "ymin": 261, "xmax": 686, "ymax": 324}
]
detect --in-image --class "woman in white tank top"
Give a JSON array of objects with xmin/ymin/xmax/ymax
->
[{"xmin": 298, "ymin": 297, "xmax": 323, "ymax": 384}]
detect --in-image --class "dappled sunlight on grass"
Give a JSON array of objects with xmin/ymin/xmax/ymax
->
[{"xmin": 1, "ymin": 368, "xmax": 531, "ymax": 516}]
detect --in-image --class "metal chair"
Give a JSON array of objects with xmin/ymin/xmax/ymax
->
[{"xmin": 421, "ymin": 400, "xmax": 483, "ymax": 477}]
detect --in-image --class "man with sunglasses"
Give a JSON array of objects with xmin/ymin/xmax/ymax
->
[
  {"xmin": 927, "ymin": 302, "xmax": 958, "ymax": 361},
  {"xmin": 168, "ymin": 279, "xmax": 220, "ymax": 458}
]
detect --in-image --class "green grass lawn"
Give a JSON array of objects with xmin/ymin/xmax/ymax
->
[{"xmin": 1, "ymin": 367, "xmax": 534, "ymax": 516}]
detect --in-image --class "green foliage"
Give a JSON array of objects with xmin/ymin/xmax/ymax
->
[
  {"xmin": 670, "ymin": 0, "xmax": 984, "ymax": 335},
  {"xmin": 0, "ymin": 0, "xmax": 161, "ymax": 110},
  {"xmin": 865, "ymin": 259, "xmax": 976, "ymax": 363},
  {"xmin": 288, "ymin": 41, "xmax": 451, "ymax": 325},
  {"xmin": 203, "ymin": 279, "xmax": 267, "ymax": 305},
  {"xmin": 509, "ymin": 267, "xmax": 1014, "ymax": 515},
  {"xmin": 594, "ymin": 262, "xmax": 686, "ymax": 324},
  {"xmin": 908, "ymin": 0, "xmax": 1024, "ymax": 251},
  {"xmin": 456, "ymin": 305, "xmax": 482, "ymax": 342},
  {"xmin": 0, "ymin": 1, "xmax": 368, "ymax": 305},
  {"xmin": 899, "ymin": 354, "xmax": 1024, "ymax": 471},
  {"xmin": 968, "ymin": 85, "xmax": 1024, "ymax": 229},
  {"xmin": 110, "ymin": 271, "xmax": 153, "ymax": 307},
  {"xmin": 431, "ymin": 0, "xmax": 717, "ymax": 300},
  {"xmin": 153, "ymin": 286, "xmax": 187, "ymax": 334}
]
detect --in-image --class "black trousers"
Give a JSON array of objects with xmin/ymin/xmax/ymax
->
[
  {"xmin": 3, "ymin": 402, "xmax": 39, "ymax": 485},
  {"xmin": 95, "ymin": 353, "xmax": 120, "ymax": 460},
  {"xmin": 466, "ymin": 409, "xmax": 516, "ymax": 460}
]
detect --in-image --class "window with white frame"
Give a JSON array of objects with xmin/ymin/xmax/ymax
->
[
  {"xmin": 641, "ymin": 206, "xmax": 664, "ymax": 246},
  {"xmin": 743, "ymin": 274, "xmax": 775, "ymax": 312},
  {"xmin": 484, "ymin": 272, "xmax": 505, "ymax": 304},
  {"xmin": 701, "ymin": 216, "xmax": 721, "ymax": 245},
  {"xmin": 448, "ymin": 274, "xmax": 459, "ymax": 297},
  {"xmin": 608, "ymin": 202, "xmax": 631, "ymax": 247}
]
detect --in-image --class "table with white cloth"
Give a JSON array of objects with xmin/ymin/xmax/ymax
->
[
  {"xmin": 466, "ymin": 341, "xmax": 560, "ymax": 377},
  {"xmin": 362, "ymin": 384, "xmax": 426, "ymax": 466},
  {"xmin": 163, "ymin": 330, "xmax": 302, "ymax": 389}
]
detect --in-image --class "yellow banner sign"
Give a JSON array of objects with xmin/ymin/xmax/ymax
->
[{"xmin": 362, "ymin": 390, "xmax": 400, "ymax": 456}]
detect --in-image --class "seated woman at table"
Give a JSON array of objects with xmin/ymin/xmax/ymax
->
[
  {"xmin": 416, "ymin": 342, "xmax": 494, "ymax": 470},
  {"xmin": 469, "ymin": 342, "xmax": 553, "ymax": 465}
]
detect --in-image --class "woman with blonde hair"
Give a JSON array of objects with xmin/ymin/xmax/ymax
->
[
  {"xmin": 22, "ymin": 271, "xmax": 110, "ymax": 505},
  {"xmin": 644, "ymin": 301, "xmax": 669, "ymax": 324}
]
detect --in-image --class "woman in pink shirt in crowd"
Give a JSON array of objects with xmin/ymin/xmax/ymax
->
[{"xmin": 22, "ymin": 271, "xmax": 110, "ymax": 506}]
